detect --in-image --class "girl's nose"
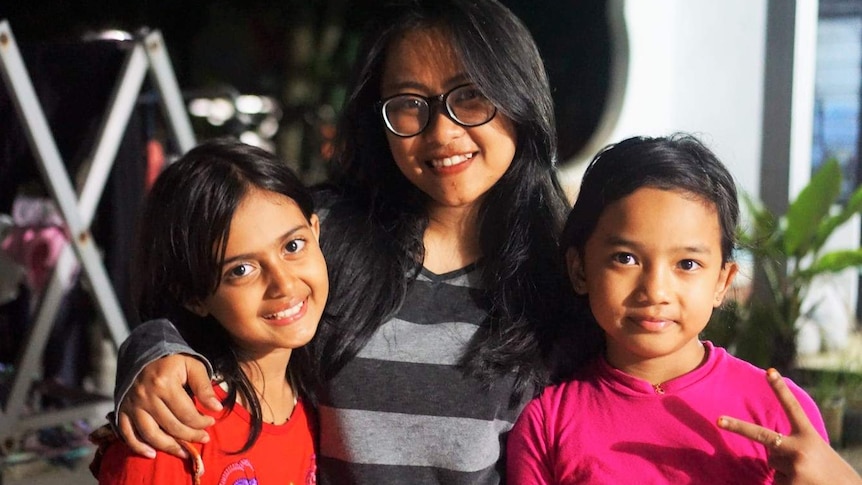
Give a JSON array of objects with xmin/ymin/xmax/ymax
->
[
  {"xmin": 639, "ymin": 265, "xmax": 671, "ymax": 304},
  {"xmin": 267, "ymin": 263, "xmax": 299, "ymax": 297}
]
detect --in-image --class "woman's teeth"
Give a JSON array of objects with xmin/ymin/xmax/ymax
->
[{"xmin": 430, "ymin": 153, "xmax": 473, "ymax": 168}]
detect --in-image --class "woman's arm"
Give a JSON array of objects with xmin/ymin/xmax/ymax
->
[{"xmin": 113, "ymin": 319, "xmax": 221, "ymax": 459}]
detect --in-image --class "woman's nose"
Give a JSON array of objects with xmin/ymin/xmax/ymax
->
[{"xmin": 423, "ymin": 106, "xmax": 466, "ymax": 142}]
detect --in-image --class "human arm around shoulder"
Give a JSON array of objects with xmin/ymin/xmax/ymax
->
[
  {"xmin": 507, "ymin": 396, "xmax": 555, "ymax": 485},
  {"xmin": 718, "ymin": 369, "xmax": 862, "ymax": 485},
  {"xmin": 114, "ymin": 319, "xmax": 221, "ymax": 459}
]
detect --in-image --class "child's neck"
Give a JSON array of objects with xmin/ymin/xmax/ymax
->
[
  {"xmin": 606, "ymin": 340, "xmax": 707, "ymax": 386},
  {"xmin": 239, "ymin": 350, "xmax": 296, "ymax": 425}
]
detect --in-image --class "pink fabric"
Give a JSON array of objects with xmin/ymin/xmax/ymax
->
[
  {"xmin": 507, "ymin": 342, "xmax": 827, "ymax": 484},
  {"xmin": 0, "ymin": 197, "xmax": 72, "ymax": 294},
  {"xmin": 1, "ymin": 225, "xmax": 69, "ymax": 293}
]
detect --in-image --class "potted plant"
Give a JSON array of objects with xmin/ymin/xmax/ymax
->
[
  {"xmin": 803, "ymin": 367, "xmax": 848, "ymax": 447},
  {"xmin": 704, "ymin": 158, "xmax": 862, "ymax": 372}
]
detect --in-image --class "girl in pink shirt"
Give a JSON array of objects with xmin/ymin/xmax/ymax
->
[{"xmin": 507, "ymin": 134, "xmax": 855, "ymax": 484}]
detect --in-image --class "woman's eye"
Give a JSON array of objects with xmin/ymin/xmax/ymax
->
[
  {"xmin": 613, "ymin": 253, "xmax": 636, "ymax": 265},
  {"xmin": 453, "ymin": 86, "xmax": 483, "ymax": 102},
  {"xmin": 390, "ymin": 96, "xmax": 424, "ymax": 113},
  {"xmin": 285, "ymin": 238, "xmax": 307, "ymax": 254},
  {"xmin": 679, "ymin": 259, "xmax": 701, "ymax": 271}
]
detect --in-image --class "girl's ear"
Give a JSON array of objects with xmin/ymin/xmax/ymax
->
[
  {"xmin": 565, "ymin": 247, "xmax": 588, "ymax": 295},
  {"xmin": 713, "ymin": 261, "xmax": 739, "ymax": 307},
  {"xmin": 185, "ymin": 301, "xmax": 209, "ymax": 317},
  {"xmin": 310, "ymin": 214, "xmax": 321, "ymax": 241}
]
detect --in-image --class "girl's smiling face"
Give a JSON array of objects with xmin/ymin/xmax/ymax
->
[
  {"xmin": 380, "ymin": 26, "xmax": 517, "ymax": 211},
  {"xmin": 190, "ymin": 188, "xmax": 328, "ymax": 361},
  {"xmin": 568, "ymin": 187, "xmax": 737, "ymax": 378}
]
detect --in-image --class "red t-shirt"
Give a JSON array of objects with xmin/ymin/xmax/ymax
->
[{"xmin": 98, "ymin": 385, "xmax": 316, "ymax": 485}]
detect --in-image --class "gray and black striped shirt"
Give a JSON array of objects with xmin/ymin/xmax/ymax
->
[{"xmin": 317, "ymin": 264, "xmax": 529, "ymax": 484}]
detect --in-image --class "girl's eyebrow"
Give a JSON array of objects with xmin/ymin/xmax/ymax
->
[
  {"xmin": 221, "ymin": 224, "xmax": 307, "ymax": 266},
  {"xmin": 603, "ymin": 235, "xmax": 713, "ymax": 254}
]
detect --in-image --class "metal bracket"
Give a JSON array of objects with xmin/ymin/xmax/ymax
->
[{"xmin": 0, "ymin": 20, "xmax": 195, "ymax": 441}]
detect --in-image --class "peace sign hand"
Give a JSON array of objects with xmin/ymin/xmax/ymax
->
[{"xmin": 717, "ymin": 368, "xmax": 861, "ymax": 485}]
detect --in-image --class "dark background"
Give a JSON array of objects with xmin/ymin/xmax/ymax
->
[{"xmin": 0, "ymin": 0, "xmax": 612, "ymax": 170}]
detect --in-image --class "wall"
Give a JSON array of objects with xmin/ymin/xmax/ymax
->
[{"xmin": 560, "ymin": 0, "xmax": 768, "ymax": 199}]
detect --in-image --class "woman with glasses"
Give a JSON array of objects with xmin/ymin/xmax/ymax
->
[{"xmin": 111, "ymin": 0, "xmax": 594, "ymax": 483}]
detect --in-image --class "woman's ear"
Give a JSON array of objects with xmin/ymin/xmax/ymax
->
[{"xmin": 565, "ymin": 247, "xmax": 588, "ymax": 295}]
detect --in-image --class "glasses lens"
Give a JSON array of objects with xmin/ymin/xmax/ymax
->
[
  {"xmin": 383, "ymin": 95, "xmax": 428, "ymax": 136},
  {"xmin": 447, "ymin": 85, "xmax": 496, "ymax": 126}
]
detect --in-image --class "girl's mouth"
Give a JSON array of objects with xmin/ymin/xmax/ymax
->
[{"xmin": 264, "ymin": 301, "xmax": 304, "ymax": 321}]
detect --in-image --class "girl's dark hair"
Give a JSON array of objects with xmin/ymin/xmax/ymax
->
[
  {"xmin": 314, "ymin": 0, "xmax": 572, "ymax": 402},
  {"xmin": 133, "ymin": 139, "xmax": 320, "ymax": 453},
  {"xmin": 562, "ymin": 133, "xmax": 739, "ymax": 262}
]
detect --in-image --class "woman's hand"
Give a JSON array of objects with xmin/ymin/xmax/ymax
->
[
  {"xmin": 117, "ymin": 354, "xmax": 222, "ymax": 459},
  {"xmin": 717, "ymin": 368, "xmax": 861, "ymax": 485}
]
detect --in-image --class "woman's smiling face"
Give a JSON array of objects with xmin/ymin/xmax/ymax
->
[{"xmin": 380, "ymin": 26, "xmax": 517, "ymax": 210}]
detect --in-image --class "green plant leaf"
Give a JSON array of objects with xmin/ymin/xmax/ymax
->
[
  {"xmin": 784, "ymin": 159, "xmax": 842, "ymax": 257},
  {"xmin": 814, "ymin": 183, "xmax": 862, "ymax": 249},
  {"xmin": 802, "ymin": 249, "xmax": 862, "ymax": 277},
  {"xmin": 739, "ymin": 193, "xmax": 779, "ymax": 252}
]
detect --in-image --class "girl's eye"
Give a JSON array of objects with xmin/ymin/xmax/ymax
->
[
  {"xmin": 613, "ymin": 253, "xmax": 636, "ymax": 265},
  {"xmin": 285, "ymin": 238, "xmax": 307, "ymax": 254},
  {"xmin": 226, "ymin": 263, "xmax": 253, "ymax": 280},
  {"xmin": 679, "ymin": 259, "xmax": 701, "ymax": 271}
]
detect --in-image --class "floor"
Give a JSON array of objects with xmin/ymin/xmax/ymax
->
[{"xmin": 3, "ymin": 456, "xmax": 96, "ymax": 485}]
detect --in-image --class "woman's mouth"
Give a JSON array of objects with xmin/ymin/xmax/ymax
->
[{"xmin": 428, "ymin": 152, "xmax": 474, "ymax": 169}]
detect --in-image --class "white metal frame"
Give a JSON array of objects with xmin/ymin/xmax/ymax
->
[{"xmin": 0, "ymin": 20, "xmax": 195, "ymax": 442}]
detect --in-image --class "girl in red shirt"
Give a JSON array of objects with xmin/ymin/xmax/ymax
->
[{"xmin": 95, "ymin": 139, "xmax": 326, "ymax": 485}]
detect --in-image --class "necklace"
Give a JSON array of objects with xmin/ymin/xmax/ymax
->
[{"xmin": 262, "ymin": 392, "xmax": 298, "ymax": 425}]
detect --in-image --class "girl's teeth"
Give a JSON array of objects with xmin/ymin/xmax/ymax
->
[{"xmin": 266, "ymin": 301, "xmax": 303, "ymax": 319}]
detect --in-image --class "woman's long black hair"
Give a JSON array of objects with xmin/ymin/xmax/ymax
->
[
  {"xmin": 312, "ymin": 0, "xmax": 575, "ymax": 403},
  {"xmin": 134, "ymin": 139, "xmax": 322, "ymax": 452}
]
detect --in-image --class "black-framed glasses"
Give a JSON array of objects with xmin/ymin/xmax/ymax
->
[{"xmin": 378, "ymin": 83, "xmax": 497, "ymax": 137}]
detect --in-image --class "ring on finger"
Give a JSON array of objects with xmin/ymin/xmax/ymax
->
[{"xmin": 772, "ymin": 433, "xmax": 783, "ymax": 449}]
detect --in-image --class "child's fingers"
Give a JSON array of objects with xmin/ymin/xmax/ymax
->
[
  {"xmin": 717, "ymin": 415, "xmax": 786, "ymax": 451},
  {"xmin": 765, "ymin": 369, "xmax": 815, "ymax": 434}
]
